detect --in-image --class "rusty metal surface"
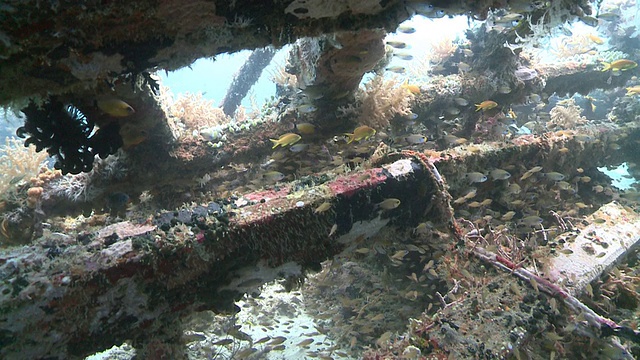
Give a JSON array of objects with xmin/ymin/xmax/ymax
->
[
  {"xmin": 0, "ymin": 157, "xmax": 430, "ymax": 359},
  {"xmin": 1, "ymin": 121, "xmax": 636, "ymax": 358}
]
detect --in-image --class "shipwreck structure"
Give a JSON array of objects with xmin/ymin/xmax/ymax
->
[{"xmin": 2, "ymin": 0, "xmax": 640, "ymax": 359}]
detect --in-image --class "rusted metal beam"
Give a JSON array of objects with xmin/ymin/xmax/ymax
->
[
  {"xmin": 1, "ymin": 122, "xmax": 636, "ymax": 358},
  {"xmin": 0, "ymin": 157, "xmax": 432, "ymax": 359},
  {"xmin": 406, "ymin": 124, "xmax": 640, "ymax": 359},
  {"xmin": 0, "ymin": 0, "xmax": 412, "ymax": 106}
]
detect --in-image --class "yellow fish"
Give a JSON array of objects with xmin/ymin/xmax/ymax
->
[
  {"xmin": 587, "ymin": 33, "xmax": 604, "ymax": 44},
  {"xmin": 97, "ymin": 97, "xmax": 135, "ymax": 117},
  {"xmin": 344, "ymin": 125, "xmax": 376, "ymax": 144},
  {"xmin": 269, "ymin": 133, "xmax": 301, "ymax": 148},
  {"xmin": 314, "ymin": 202, "xmax": 332, "ymax": 213},
  {"xmin": 601, "ymin": 59, "xmax": 637, "ymax": 72},
  {"xmin": 626, "ymin": 86, "xmax": 640, "ymax": 95},
  {"xmin": 475, "ymin": 100, "xmax": 498, "ymax": 112},
  {"xmin": 585, "ymin": 95, "xmax": 597, "ymax": 112},
  {"xmin": 401, "ymin": 80, "xmax": 421, "ymax": 95}
]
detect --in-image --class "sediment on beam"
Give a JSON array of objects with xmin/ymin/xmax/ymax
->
[{"xmin": 545, "ymin": 202, "xmax": 640, "ymax": 296}]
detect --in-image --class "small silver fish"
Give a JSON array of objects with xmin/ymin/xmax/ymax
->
[
  {"xmin": 377, "ymin": 198, "xmax": 401, "ymax": 210},
  {"xmin": 386, "ymin": 66, "xmax": 406, "ymax": 74},
  {"xmin": 501, "ymin": 211, "xmax": 516, "ymax": 221},
  {"xmin": 464, "ymin": 172, "xmax": 488, "ymax": 183},
  {"xmin": 262, "ymin": 171, "xmax": 285, "ymax": 182},
  {"xmin": 289, "ymin": 143, "xmax": 309, "ymax": 153},
  {"xmin": 558, "ymin": 25, "xmax": 573, "ymax": 36},
  {"xmin": 556, "ymin": 181, "xmax": 573, "ymax": 191},
  {"xmin": 393, "ymin": 52, "xmax": 414, "ymax": 60},
  {"xmin": 268, "ymin": 336, "xmax": 287, "ymax": 345},
  {"xmin": 528, "ymin": 93, "xmax": 542, "ymax": 103},
  {"xmin": 329, "ymin": 223, "xmax": 338, "ymax": 237},
  {"xmin": 386, "ymin": 41, "xmax": 407, "ymax": 49},
  {"xmin": 597, "ymin": 12, "xmax": 620, "ymax": 21},
  {"xmin": 297, "ymin": 104, "xmax": 317, "ymax": 113},
  {"xmin": 458, "ymin": 62, "xmax": 472, "ymax": 72},
  {"xmin": 397, "ymin": 25, "xmax": 416, "ymax": 34},
  {"xmin": 410, "ymin": 3, "xmax": 434, "ymax": 15},
  {"xmin": 507, "ymin": 183, "xmax": 521, "ymax": 194},
  {"xmin": 445, "ymin": 107, "xmax": 460, "ymax": 115},
  {"xmin": 542, "ymin": 172, "xmax": 565, "ymax": 181},
  {"xmin": 424, "ymin": 9, "xmax": 446, "ymax": 18},
  {"xmin": 490, "ymin": 169, "xmax": 511, "ymax": 180},
  {"xmin": 211, "ymin": 339, "xmax": 234, "ymax": 346},
  {"xmin": 579, "ymin": 15, "xmax": 599, "ymax": 27},
  {"xmin": 495, "ymin": 13, "xmax": 524, "ymax": 24},
  {"xmin": 497, "ymin": 85, "xmax": 511, "ymax": 94},
  {"xmin": 519, "ymin": 215, "xmax": 543, "ymax": 227},
  {"xmin": 454, "ymin": 97, "xmax": 469, "ymax": 106}
]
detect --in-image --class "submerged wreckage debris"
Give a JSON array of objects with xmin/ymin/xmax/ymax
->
[
  {"xmin": 1, "ymin": 121, "xmax": 639, "ymax": 358},
  {"xmin": 4, "ymin": 0, "xmax": 640, "ymax": 359},
  {"xmin": 0, "ymin": 152, "xmax": 434, "ymax": 358}
]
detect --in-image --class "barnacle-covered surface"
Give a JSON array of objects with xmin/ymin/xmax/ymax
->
[
  {"xmin": 0, "ymin": 155, "xmax": 435, "ymax": 359},
  {"xmin": 4, "ymin": 0, "xmax": 640, "ymax": 359},
  {"xmin": 1, "ymin": 120, "xmax": 638, "ymax": 358},
  {"xmin": 0, "ymin": 0, "xmax": 595, "ymax": 107},
  {"xmin": 0, "ymin": 0, "xmax": 410, "ymax": 107}
]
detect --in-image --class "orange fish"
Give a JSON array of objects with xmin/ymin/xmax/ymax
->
[
  {"xmin": 401, "ymin": 80, "xmax": 421, "ymax": 95},
  {"xmin": 601, "ymin": 59, "xmax": 637, "ymax": 72},
  {"xmin": 475, "ymin": 100, "xmax": 498, "ymax": 112},
  {"xmin": 626, "ymin": 86, "xmax": 640, "ymax": 96},
  {"xmin": 587, "ymin": 33, "xmax": 604, "ymax": 44}
]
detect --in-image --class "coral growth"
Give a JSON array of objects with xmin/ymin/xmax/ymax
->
[
  {"xmin": 548, "ymin": 99, "xmax": 587, "ymax": 130},
  {"xmin": 45, "ymin": 153, "xmax": 128, "ymax": 203},
  {"xmin": 550, "ymin": 34, "xmax": 598, "ymax": 59},
  {"xmin": 355, "ymin": 75, "xmax": 414, "ymax": 129},
  {"xmin": 268, "ymin": 61, "xmax": 298, "ymax": 90},
  {"xmin": 430, "ymin": 36, "xmax": 458, "ymax": 64},
  {"xmin": 0, "ymin": 137, "xmax": 48, "ymax": 199},
  {"xmin": 162, "ymin": 90, "xmax": 230, "ymax": 139}
]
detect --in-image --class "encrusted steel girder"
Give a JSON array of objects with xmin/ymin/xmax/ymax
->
[
  {"xmin": 0, "ymin": 0, "xmax": 592, "ymax": 107},
  {"xmin": 1, "ymin": 122, "xmax": 636, "ymax": 358},
  {"xmin": 0, "ymin": 156, "xmax": 434, "ymax": 359},
  {"xmin": 0, "ymin": 0, "xmax": 415, "ymax": 106},
  {"xmin": 421, "ymin": 202, "xmax": 640, "ymax": 359}
]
